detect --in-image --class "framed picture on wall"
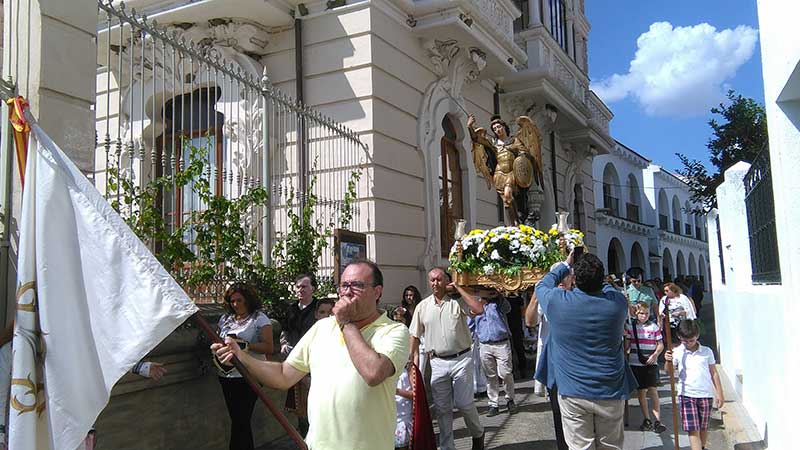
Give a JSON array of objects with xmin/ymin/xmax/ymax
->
[{"xmin": 334, "ymin": 229, "xmax": 367, "ymax": 285}]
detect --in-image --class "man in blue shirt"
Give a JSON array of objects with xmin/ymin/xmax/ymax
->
[
  {"xmin": 535, "ymin": 251, "xmax": 636, "ymax": 450},
  {"xmin": 469, "ymin": 290, "xmax": 517, "ymax": 417}
]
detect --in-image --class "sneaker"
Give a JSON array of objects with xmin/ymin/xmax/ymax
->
[
  {"xmin": 639, "ymin": 418, "xmax": 653, "ymax": 431},
  {"xmin": 486, "ymin": 406, "xmax": 500, "ymax": 417},
  {"xmin": 471, "ymin": 433, "xmax": 485, "ymax": 450},
  {"xmin": 653, "ymin": 420, "xmax": 667, "ymax": 433},
  {"xmin": 507, "ymin": 399, "xmax": 518, "ymax": 415}
]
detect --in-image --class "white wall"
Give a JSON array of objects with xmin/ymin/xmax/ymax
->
[
  {"xmin": 707, "ymin": 162, "xmax": 785, "ymax": 448},
  {"xmin": 708, "ymin": 1, "xmax": 800, "ymax": 447}
]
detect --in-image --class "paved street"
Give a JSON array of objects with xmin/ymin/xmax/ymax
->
[
  {"xmin": 263, "ymin": 371, "xmax": 730, "ymax": 450},
  {"xmin": 262, "ymin": 297, "xmax": 735, "ymax": 450}
]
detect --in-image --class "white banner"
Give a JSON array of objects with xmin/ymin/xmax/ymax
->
[{"xmin": 8, "ymin": 123, "xmax": 199, "ymax": 450}]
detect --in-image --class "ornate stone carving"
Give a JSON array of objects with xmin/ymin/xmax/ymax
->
[
  {"xmin": 418, "ymin": 39, "xmax": 487, "ymax": 271},
  {"xmin": 469, "ymin": 0, "xmax": 514, "ymax": 43},
  {"xmin": 423, "ymin": 39, "xmax": 487, "ymax": 98}
]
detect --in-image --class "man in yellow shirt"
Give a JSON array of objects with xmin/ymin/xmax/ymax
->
[{"xmin": 213, "ymin": 260, "xmax": 410, "ymax": 450}]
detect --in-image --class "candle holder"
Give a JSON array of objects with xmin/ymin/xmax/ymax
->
[{"xmin": 556, "ymin": 211, "xmax": 570, "ymax": 257}]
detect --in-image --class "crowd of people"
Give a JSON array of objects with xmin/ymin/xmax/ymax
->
[{"xmin": 208, "ymin": 254, "xmax": 722, "ymax": 450}]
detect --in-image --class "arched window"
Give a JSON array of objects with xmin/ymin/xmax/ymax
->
[
  {"xmin": 440, "ymin": 115, "xmax": 464, "ymax": 256},
  {"xmin": 573, "ymin": 184, "xmax": 584, "ymax": 231},
  {"xmin": 157, "ymin": 87, "xmax": 225, "ymax": 246},
  {"xmin": 626, "ymin": 174, "xmax": 641, "ymax": 222},
  {"xmin": 602, "ymin": 163, "xmax": 621, "ymax": 217},
  {"xmin": 671, "ymin": 195, "xmax": 682, "ymax": 233},
  {"xmin": 658, "ymin": 189, "xmax": 669, "ymax": 230}
]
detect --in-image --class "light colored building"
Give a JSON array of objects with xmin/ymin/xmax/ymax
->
[
  {"xmin": 593, "ymin": 141, "xmax": 709, "ymax": 287},
  {"xmin": 2, "ymin": 0, "xmax": 614, "ymax": 448},
  {"xmin": 707, "ymin": 0, "xmax": 800, "ymax": 448},
  {"xmin": 89, "ymin": 0, "xmax": 614, "ymax": 298}
]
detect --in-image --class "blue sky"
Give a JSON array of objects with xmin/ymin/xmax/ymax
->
[{"xmin": 586, "ymin": 0, "xmax": 764, "ymax": 173}]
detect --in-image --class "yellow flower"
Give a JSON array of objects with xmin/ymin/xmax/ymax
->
[
  {"xmin": 469, "ymin": 229, "xmax": 484, "ymax": 236},
  {"xmin": 502, "ymin": 233, "xmax": 510, "ymax": 240}
]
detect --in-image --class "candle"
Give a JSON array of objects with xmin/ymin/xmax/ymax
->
[{"xmin": 454, "ymin": 219, "xmax": 466, "ymax": 240}]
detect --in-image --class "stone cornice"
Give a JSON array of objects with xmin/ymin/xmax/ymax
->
[
  {"xmin": 658, "ymin": 229, "xmax": 709, "ymax": 248},
  {"xmin": 596, "ymin": 211, "xmax": 654, "ymax": 237},
  {"xmin": 611, "ymin": 143, "xmax": 650, "ymax": 170}
]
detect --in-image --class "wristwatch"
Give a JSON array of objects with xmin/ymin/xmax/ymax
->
[{"xmin": 338, "ymin": 320, "xmax": 351, "ymax": 331}]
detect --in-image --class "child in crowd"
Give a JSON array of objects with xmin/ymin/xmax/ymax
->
[
  {"xmin": 624, "ymin": 301, "xmax": 666, "ymax": 433},
  {"xmin": 315, "ymin": 298, "xmax": 335, "ymax": 320},
  {"xmin": 394, "ymin": 361, "xmax": 413, "ymax": 450},
  {"xmin": 665, "ymin": 319, "xmax": 725, "ymax": 450}
]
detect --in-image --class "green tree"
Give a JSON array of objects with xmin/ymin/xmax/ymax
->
[{"xmin": 676, "ymin": 90, "xmax": 768, "ymax": 213}]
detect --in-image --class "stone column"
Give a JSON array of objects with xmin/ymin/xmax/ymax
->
[
  {"xmin": 2, "ymin": 0, "xmax": 97, "ymax": 319},
  {"xmin": 3, "ymin": 0, "xmax": 97, "ymax": 172},
  {"xmin": 529, "ymin": 0, "xmax": 542, "ymax": 26}
]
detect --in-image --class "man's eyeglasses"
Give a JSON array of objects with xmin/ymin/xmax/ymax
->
[{"xmin": 337, "ymin": 281, "xmax": 376, "ymax": 293}]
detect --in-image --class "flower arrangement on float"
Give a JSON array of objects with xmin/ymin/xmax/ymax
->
[{"xmin": 448, "ymin": 222, "xmax": 584, "ymax": 293}]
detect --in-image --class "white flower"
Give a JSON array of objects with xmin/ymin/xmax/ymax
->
[
  {"xmin": 491, "ymin": 250, "xmax": 501, "ymax": 260},
  {"xmin": 483, "ymin": 265, "xmax": 495, "ymax": 275}
]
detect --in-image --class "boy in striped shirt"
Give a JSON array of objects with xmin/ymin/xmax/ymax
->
[{"xmin": 625, "ymin": 301, "xmax": 666, "ymax": 433}]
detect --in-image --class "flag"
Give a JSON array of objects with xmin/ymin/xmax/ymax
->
[
  {"xmin": 410, "ymin": 363, "xmax": 436, "ymax": 450},
  {"xmin": 8, "ymin": 122, "xmax": 199, "ymax": 450}
]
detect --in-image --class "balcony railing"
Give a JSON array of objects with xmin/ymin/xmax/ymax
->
[
  {"xmin": 625, "ymin": 203, "xmax": 640, "ymax": 222},
  {"xmin": 659, "ymin": 214, "xmax": 668, "ymax": 231}
]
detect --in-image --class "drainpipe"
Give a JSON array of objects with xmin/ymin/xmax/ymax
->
[
  {"xmin": 550, "ymin": 131, "xmax": 558, "ymax": 210},
  {"xmin": 295, "ymin": 18, "xmax": 308, "ymax": 218}
]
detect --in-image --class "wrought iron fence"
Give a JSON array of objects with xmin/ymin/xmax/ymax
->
[
  {"xmin": 95, "ymin": 1, "xmax": 368, "ymax": 301},
  {"xmin": 744, "ymin": 149, "xmax": 781, "ymax": 284}
]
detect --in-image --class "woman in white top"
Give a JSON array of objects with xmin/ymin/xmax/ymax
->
[
  {"xmin": 216, "ymin": 283, "xmax": 273, "ymax": 450},
  {"xmin": 659, "ymin": 282, "xmax": 697, "ymax": 341}
]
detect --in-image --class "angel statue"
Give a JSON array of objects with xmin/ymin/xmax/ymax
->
[{"xmin": 467, "ymin": 113, "xmax": 545, "ymax": 227}]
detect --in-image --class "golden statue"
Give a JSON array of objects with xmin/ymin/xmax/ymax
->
[{"xmin": 468, "ymin": 114, "xmax": 545, "ymax": 226}]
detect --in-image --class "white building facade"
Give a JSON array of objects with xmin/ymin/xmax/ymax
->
[
  {"xmin": 90, "ymin": 0, "xmax": 614, "ymax": 297},
  {"xmin": 593, "ymin": 142, "xmax": 709, "ymax": 287}
]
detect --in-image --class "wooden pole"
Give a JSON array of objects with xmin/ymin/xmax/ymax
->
[
  {"xmin": 193, "ymin": 313, "xmax": 308, "ymax": 450},
  {"xmin": 662, "ymin": 298, "xmax": 681, "ymax": 450}
]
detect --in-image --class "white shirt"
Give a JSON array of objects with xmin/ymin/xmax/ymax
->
[
  {"xmin": 672, "ymin": 343, "xmax": 717, "ymax": 398},
  {"xmin": 659, "ymin": 294, "xmax": 697, "ymax": 327}
]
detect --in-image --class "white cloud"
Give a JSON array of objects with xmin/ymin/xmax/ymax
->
[{"xmin": 591, "ymin": 22, "xmax": 758, "ymax": 116}]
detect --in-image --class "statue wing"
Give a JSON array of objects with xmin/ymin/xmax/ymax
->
[
  {"xmin": 471, "ymin": 128, "xmax": 496, "ymax": 189},
  {"xmin": 515, "ymin": 116, "xmax": 544, "ymax": 186}
]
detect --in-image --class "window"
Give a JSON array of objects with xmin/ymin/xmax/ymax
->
[
  {"xmin": 573, "ymin": 184, "xmax": 583, "ymax": 230},
  {"xmin": 513, "ymin": 0, "xmax": 530, "ymax": 32},
  {"xmin": 156, "ymin": 87, "xmax": 225, "ymax": 249},
  {"xmin": 440, "ymin": 116, "xmax": 464, "ymax": 256},
  {"xmin": 744, "ymin": 150, "xmax": 781, "ymax": 284},
  {"xmin": 549, "ymin": 0, "xmax": 568, "ymax": 52}
]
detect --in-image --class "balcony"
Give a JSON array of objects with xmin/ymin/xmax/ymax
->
[
  {"xmin": 411, "ymin": 0, "xmax": 527, "ymax": 77},
  {"xmin": 626, "ymin": 203, "xmax": 640, "ymax": 222},
  {"xmin": 659, "ymin": 214, "xmax": 669, "ymax": 231}
]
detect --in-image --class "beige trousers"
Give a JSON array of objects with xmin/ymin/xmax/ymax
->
[{"xmin": 557, "ymin": 395, "xmax": 624, "ymax": 450}]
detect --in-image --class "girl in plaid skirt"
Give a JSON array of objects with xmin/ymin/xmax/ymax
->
[{"xmin": 665, "ymin": 320, "xmax": 724, "ymax": 450}]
